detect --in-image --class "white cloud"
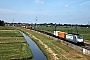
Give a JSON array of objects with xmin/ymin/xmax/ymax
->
[
  {"xmin": 40, "ymin": 1, "xmax": 44, "ymax": 4},
  {"xmin": 69, "ymin": 1, "xmax": 78, "ymax": 4},
  {"xmin": 0, "ymin": 8, "xmax": 15, "ymax": 13},
  {"xmin": 65, "ymin": 4, "xmax": 69, "ymax": 7},
  {"xmin": 80, "ymin": 1, "xmax": 90, "ymax": 5},
  {"xmin": 65, "ymin": 1, "xmax": 79, "ymax": 7},
  {"xmin": 0, "ymin": 8, "xmax": 50, "ymax": 16},
  {"xmin": 35, "ymin": 0, "xmax": 44, "ymax": 4}
]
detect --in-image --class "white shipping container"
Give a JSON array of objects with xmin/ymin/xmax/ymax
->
[{"xmin": 54, "ymin": 31, "xmax": 60, "ymax": 36}]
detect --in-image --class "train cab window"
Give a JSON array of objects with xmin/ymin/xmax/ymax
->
[{"xmin": 77, "ymin": 36, "xmax": 83, "ymax": 39}]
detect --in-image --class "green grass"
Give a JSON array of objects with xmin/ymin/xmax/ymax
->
[
  {"xmin": 0, "ymin": 43, "xmax": 33, "ymax": 60},
  {"xmin": 0, "ymin": 26, "xmax": 33, "ymax": 59},
  {"xmin": 0, "ymin": 30, "xmax": 23, "ymax": 37},
  {"xmin": 0, "ymin": 37, "xmax": 26, "ymax": 43},
  {"xmin": 82, "ymin": 35, "xmax": 90, "ymax": 40},
  {"xmin": 0, "ymin": 26, "xmax": 15, "ymax": 30},
  {"xmin": 20, "ymin": 28, "xmax": 90, "ymax": 60}
]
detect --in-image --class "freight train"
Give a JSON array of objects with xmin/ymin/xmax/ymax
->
[
  {"xmin": 54, "ymin": 31, "xmax": 84, "ymax": 44},
  {"xmin": 24, "ymin": 26, "xmax": 84, "ymax": 45}
]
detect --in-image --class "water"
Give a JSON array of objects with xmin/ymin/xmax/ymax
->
[{"xmin": 19, "ymin": 31, "xmax": 47, "ymax": 60}]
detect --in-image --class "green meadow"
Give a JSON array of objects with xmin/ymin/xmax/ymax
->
[{"xmin": 0, "ymin": 26, "xmax": 33, "ymax": 60}]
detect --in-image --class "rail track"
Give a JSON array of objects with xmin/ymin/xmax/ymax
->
[{"xmin": 82, "ymin": 43, "xmax": 90, "ymax": 50}]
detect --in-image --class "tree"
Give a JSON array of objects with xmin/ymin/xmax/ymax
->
[{"xmin": 0, "ymin": 20, "xmax": 4, "ymax": 26}]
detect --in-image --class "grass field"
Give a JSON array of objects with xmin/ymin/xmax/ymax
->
[
  {"xmin": 0, "ymin": 26, "xmax": 15, "ymax": 30},
  {"xmin": 20, "ymin": 28, "xmax": 90, "ymax": 60},
  {"xmin": 35, "ymin": 26, "xmax": 90, "ymax": 40},
  {"xmin": 0, "ymin": 26, "xmax": 33, "ymax": 59},
  {"xmin": 0, "ymin": 30, "xmax": 23, "ymax": 37}
]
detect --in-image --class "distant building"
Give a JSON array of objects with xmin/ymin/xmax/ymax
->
[{"xmin": 5, "ymin": 23, "xmax": 10, "ymax": 26}]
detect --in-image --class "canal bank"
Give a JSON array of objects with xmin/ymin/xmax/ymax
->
[
  {"xmin": 19, "ymin": 31, "xmax": 47, "ymax": 60},
  {"xmin": 19, "ymin": 29, "xmax": 59, "ymax": 60}
]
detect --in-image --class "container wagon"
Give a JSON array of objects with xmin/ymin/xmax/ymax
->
[
  {"xmin": 54, "ymin": 31, "xmax": 60, "ymax": 36},
  {"xmin": 25, "ymin": 26, "xmax": 32, "ymax": 29}
]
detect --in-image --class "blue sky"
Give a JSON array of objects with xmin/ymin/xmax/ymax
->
[{"xmin": 0, "ymin": 0, "xmax": 90, "ymax": 24}]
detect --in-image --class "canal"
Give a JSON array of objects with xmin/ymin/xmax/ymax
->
[{"xmin": 19, "ymin": 31, "xmax": 47, "ymax": 60}]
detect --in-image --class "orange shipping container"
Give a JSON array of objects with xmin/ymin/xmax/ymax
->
[
  {"xmin": 26, "ymin": 26, "xmax": 30, "ymax": 29},
  {"xmin": 58, "ymin": 32, "xmax": 66, "ymax": 38},
  {"xmin": 26, "ymin": 26, "xmax": 32, "ymax": 29}
]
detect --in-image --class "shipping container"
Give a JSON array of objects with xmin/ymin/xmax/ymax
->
[
  {"xmin": 21, "ymin": 26, "xmax": 25, "ymax": 28},
  {"xmin": 58, "ymin": 32, "xmax": 66, "ymax": 38},
  {"xmin": 26, "ymin": 26, "xmax": 32, "ymax": 29},
  {"xmin": 54, "ymin": 31, "xmax": 60, "ymax": 36}
]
